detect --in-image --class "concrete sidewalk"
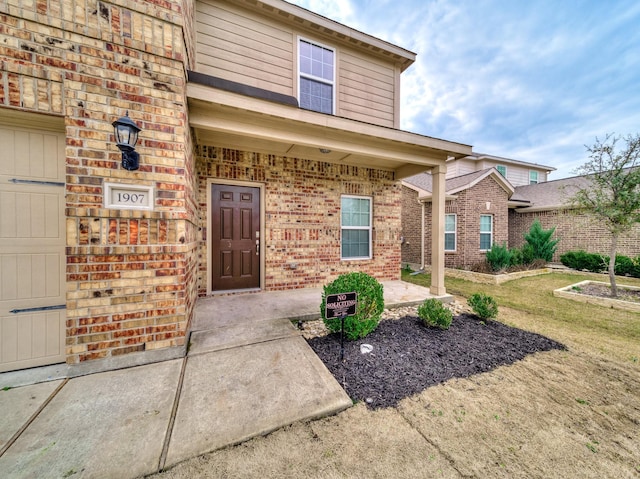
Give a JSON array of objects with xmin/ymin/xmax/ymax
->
[{"xmin": 0, "ymin": 281, "xmax": 440, "ymax": 478}]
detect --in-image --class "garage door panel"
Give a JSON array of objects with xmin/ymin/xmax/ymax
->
[
  {"xmin": 0, "ymin": 190, "xmax": 62, "ymax": 239},
  {"xmin": 0, "ymin": 191, "xmax": 17, "ymax": 235},
  {"xmin": 1, "ymin": 255, "xmax": 18, "ymax": 300},
  {"xmin": 0, "ymin": 310, "xmax": 65, "ymax": 370},
  {"xmin": 1, "ymin": 253, "xmax": 62, "ymax": 301},
  {"xmin": 0, "ymin": 130, "xmax": 15, "ymax": 175},
  {"xmin": 0, "ymin": 122, "xmax": 66, "ymax": 372}
]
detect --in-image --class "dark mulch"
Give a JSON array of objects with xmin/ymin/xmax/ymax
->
[{"xmin": 306, "ymin": 314, "xmax": 565, "ymax": 409}]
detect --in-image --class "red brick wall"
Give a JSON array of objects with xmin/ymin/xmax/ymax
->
[
  {"xmin": 509, "ymin": 209, "xmax": 640, "ymax": 260},
  {"xmin": 197, "ymin": 147, "xmax": 402, "ymax": 293},
  {"xmin": 401, "ymin": 186, "xmax": 423, "ymax": 266}
]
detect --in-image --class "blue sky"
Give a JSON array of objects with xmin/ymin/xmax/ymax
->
[{"xmin": 288, "ymin": 0, "xmax": 640, "ymax": 179}]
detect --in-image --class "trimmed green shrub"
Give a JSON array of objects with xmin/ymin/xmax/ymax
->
[
  {"xmin": 468, "ymin": 293, "xmax": 499, "ymax": 320},
  {"xmin": 560, "ymin": 250, "xmax": 606, "ymax": 273},
  {"xmin": 486, "ymin": 243, "xmax": 513, "ymax": 272},
  {"xmin": 417, "ymin": 298, "xmax": 453, "ymax": 330},
  {"xmin": 615, "ymin": 255, "xmax": 635, "ymax": 276},
  {"xmin": 559, "ymin": 250, "xmax": 638, "ymax": 275},
  {"xmin": 320, "ymin": 272, "xmax": 384, "ymax": 340},
  {"xmin": 524, "ymin": 220, "xmax": 559, "ymax": 262}
]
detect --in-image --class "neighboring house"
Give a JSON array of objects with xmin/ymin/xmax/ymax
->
[
  {"xmin": 402, "ymin": 156, "xmax": 639, "ymax": 270},
  {"xmin": 402, "ymin": 167, "xmax": 513, "ymax": 269},
  {"xmin": 0, "ymin": 0, "xmax": 471, "ymax": 374},
  {"xmin": 447, "ymin": 153, "xmax": 555, "ymax": 186},
  {"xmin": 509, "ymin": 176, "xmax": 640, "ymax": 260}
]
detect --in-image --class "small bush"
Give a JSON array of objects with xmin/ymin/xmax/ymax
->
[
  {"xmin": 468, "ymin": 293, "xmax": 499, "ymax": 320},
  {"xmin": 615, "ymin": 255, "xmax": 635, "ymax": 276},
  {"xmin": 560, "ymin": 250, "xmax": 607, "ymax": 273},
  {"xmin": 417, "ymin": 298, "xmax": 453, "ymax": 330},
  {"xmin": 524, "ymin": 220, "xmax": 559, "ymax": 262},
  {"xmin": 561, "ymin": 251, "xmax": 640, "ymax": 276},
  {"xmin": 320, "ymin": 272, "xmax": 384, "ymax": 340},
  {"xmin": 632, "ymin": 257, "xmax": 640, "ymax": 279},
  {"xmin": 486, "ymin": 243, "xmax": 512, "ymax": 272}
]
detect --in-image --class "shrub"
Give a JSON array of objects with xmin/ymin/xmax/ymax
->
[
  {"xmin": 632, "ymin": 256, "xmax": 640, "ymax": 279},
  {"xmin": 468, "ymin": 293, "xmax": 499, "ymax": 320},
  {"xmin": 417, "ymin": 298, "xmax": 453, "ymax": 330},
  {"xmin": 560, "ymin": 250, "xmax": 605, "ymax": 273},
  {"xmin": 524, "ymin": 220, "xmax": 559, "ymax": 262},
  {"xmin": 615, "ymin": 255, "xmax": 635, "ymax": 276},
  {"xmin": 485, "ymin": 243, "xmax": 513, "ymax": 272},
  {"xmin": 320, "ymin": 272, "xmax": 384, "ymax": 340}
]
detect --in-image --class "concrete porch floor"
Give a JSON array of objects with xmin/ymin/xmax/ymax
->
[{"xmin": 0, "ymin": 280, "xmax": 442, "ymax": 478}]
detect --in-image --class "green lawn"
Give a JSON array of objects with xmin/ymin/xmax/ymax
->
[{"xmin": 402, "ymin": 269, "xmax": 640, "ymax": 364}]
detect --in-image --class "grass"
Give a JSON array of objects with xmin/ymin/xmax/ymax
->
[{"xmin": 403, "ymin": 269, "xmax": 640, "ymax": 362}]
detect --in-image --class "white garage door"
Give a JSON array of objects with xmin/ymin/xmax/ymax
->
[{"xmin": 0, "ymin": 118, "xmax": 66, "ymax": 372}]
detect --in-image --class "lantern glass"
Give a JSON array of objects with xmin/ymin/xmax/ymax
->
[{"xmin": 115, "ymin": 123, "xmax": 138, "ymax": 148}]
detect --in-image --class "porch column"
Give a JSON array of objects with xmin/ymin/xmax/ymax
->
[{"xmin": 430, "ymin": 164, "xmax": 446, "ymax": 295}]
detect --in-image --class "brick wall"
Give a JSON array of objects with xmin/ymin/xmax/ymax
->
[
  {"xmin": 509, "ymin": 209, "xmax": 640, "ymax": 260},
  {"xmin": 402, "ymin": 176, "xmax": 510, "ymax": 269},
  {"xmin": 1, "ymin": 0, "xmax": 199, "ymax": 368},
  {"xmin": 196, "ymin": 147, "xmax": 402, "ymax": 293},
  {"xmin": 400, "ymin": 185, "xmax": 423, "ymax": 267}
]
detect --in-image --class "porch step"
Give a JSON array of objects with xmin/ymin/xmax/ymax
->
[{"xmin": 188, "ymin": 317, "xmax": 301, "ymax": 356}]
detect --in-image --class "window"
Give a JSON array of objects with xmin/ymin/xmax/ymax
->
[
  {"xmin": 496, "ymin": 165, "xmax": 507, "ymax": 177},
  {"xmin": 299, "ymin": 38, "xmax": 335, "ymax": 114},
  {"xmin": 480, "ymin": 215, "xmax": 493, "ymax": 250},
  {"xmin": 529, "ymin": 170, "xmax": 539, "ymax": 184},
  {"xmin": 341, "ymin": 196, "xmax": 372, "ymax": 259},
  {"xmin": 445, "ymin": 214, "xmax": 456, "ymax": 251}
]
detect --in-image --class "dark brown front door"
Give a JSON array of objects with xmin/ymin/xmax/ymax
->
[{"xmin": 211, "ymin": 184, "xmax": 261, "ymax": 291}]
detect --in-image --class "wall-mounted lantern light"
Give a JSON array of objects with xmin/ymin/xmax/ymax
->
[{"xmin": 112, "ymin": 112, "xmax": 141, "ymax": 171}]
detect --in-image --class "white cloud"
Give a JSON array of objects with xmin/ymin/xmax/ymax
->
[{"xmin": 288, "ymin": 0, "xmax": 640, "ymax": 178}]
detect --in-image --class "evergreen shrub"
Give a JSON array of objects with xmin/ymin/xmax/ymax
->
[
  {"xmin": 417, "ymin": 298, "xmax": 453, "ymax": 330},
  {"xmin": 320, "ymin": 272, "xmax": 384, "ymax": 340}
]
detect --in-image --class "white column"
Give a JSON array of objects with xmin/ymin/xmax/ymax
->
[{"xmin": 430, "ymin": 163, "xmax": 446, "ymax": 295}]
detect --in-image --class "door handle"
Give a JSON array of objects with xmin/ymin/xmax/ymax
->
[{"xmin": 256, "ymin": 239, "xmax": 260, "ymax": 255}]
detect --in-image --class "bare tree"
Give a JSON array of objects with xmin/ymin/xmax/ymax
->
[{"xmin": 565, "ymin": 133, "xmax": 640, "ymax": 296}]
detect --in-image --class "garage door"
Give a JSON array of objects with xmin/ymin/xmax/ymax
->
[{"xmin": 0, "ymin": 119, "xmax": 66, "ymax": 372}]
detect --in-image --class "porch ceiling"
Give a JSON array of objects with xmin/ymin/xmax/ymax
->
[{"xmin": 187, "ymin": 84, "xmax": 472, "ymax": 180}]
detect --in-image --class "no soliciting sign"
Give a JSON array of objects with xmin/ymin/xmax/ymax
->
[{"xmin": 325, "ymin": 292, "xmax": 357, "ymax": 318}]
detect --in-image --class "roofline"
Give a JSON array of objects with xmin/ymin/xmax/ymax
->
[
  {"xmin": 455, "ymin": 152, "xmax": 556, "ymax": 172},
  {"xmin": 447, "ymin": 168, "xmax": 514, "ymax": 196},
  {"xmin": 253, "ymin": 0, "xmax": 417, "ymax": 71}
]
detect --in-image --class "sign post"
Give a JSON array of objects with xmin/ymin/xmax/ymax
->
[{"xmin": 325, "ymin": 292, "xmax": 358, "ymax": 360}]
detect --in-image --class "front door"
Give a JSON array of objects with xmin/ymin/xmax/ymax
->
[{"xmin": 211, "ymin": 184, "xmax": 260, "ymax": 292}]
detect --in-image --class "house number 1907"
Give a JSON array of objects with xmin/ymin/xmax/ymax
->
[
  {"xmin": 104, "ymin": 183, "xmax": 154, "ymax": 211},
  {"xmin": 116, "ymin": 193, "xmax": 145, "ymax": 204}
]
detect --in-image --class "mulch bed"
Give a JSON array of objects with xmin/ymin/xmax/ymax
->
[{"xmin": 306, "ymin": 314, "xmax": 565, "ymax": 409}]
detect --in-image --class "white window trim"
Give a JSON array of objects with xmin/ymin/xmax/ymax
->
[
  {"xmin": 529, "ymin": 170, "xmax": 539, "ymax": 184},
  {"xmin": 496, "ymin": 165, "xmax": 507, "ymax": 178},
  {"xmin": 444, "ymin": 213, "xmax": 456, "ymax": 252},
  {"xmin": 479, "ymin": 214, "xmax": 493, "ymax": 251},
  {"xmin": 341, "ymin": 195, "xmax": 372, "ymax": 260},
  {"xmin": 297, "ymin": 36, "xmax": 336, "ymax": 115}
]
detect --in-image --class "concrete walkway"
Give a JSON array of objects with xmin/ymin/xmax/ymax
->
[{"xmin": 0, "ymin": 281, "xmax": 440, "ymax": 478}]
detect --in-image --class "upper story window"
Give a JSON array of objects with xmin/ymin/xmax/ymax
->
[
  {"xmin": 529, "ymin": 170, "xmax": 539, "ymax": 184},
  {"xmin": 480, "ymin": 214, "xmax": 493, "ymax": 251},
  {"xmin": 341, "ymin": 195, "xmax": 372, "ymax": 260},
  {"xmin": 445, "ymin": 214, "xmax": 456, "ymax": 251},
  {"xmin": 299, "ymin": 38, "xmax": 335, "ymax": 114},
  {"xmin": 496, "ymin": 165, "xmax": 507, "ymax": 177}
]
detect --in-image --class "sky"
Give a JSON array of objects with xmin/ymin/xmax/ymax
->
[{"xmin": 287, "ymin": 0, "xmax": 640, "ymax": 179}]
